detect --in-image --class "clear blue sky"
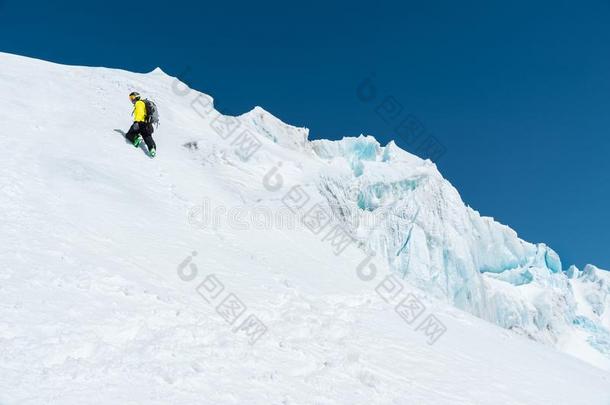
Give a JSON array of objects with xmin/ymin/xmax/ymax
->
[{"xmin": 1, "ymin": 0, "xmax": 608, "ymax": 269}]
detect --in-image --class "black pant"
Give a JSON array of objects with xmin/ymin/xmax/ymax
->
[{"xmin": 126, "ymin": 122, "xmax": 156, "ymax": 150}]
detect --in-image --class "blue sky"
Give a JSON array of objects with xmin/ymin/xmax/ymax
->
[{"xmin": 1, "ymin": 0, "xmax": 609, "ymax": 269}]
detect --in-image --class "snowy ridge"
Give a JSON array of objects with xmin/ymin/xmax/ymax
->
[
  {"xmin": 1, "ymin": 51, "xmax": 609, "ymax": 403},
  {"xmin": 239, "ymin": 106, "xmax": 310, "ymax": 152}
]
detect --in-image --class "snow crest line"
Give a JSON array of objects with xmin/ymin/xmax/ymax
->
[
  {"xmin": 356, "ymin": 74, "xmax": 447, "ymax": 162},
  {"xmin": 171, "ymin": 76, "xmax": 263, "ymax": 161}
]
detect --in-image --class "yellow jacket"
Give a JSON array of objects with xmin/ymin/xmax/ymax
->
[{"xmin": 132, "ymin": 100, "xmax": 147, "ymax": 122}]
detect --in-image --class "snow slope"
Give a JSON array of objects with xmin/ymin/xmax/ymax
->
[{"xmin": 1, "ymin": 51, "xmax": 609, "ymax": 404}]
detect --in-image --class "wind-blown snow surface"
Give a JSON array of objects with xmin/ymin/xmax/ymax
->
[{"xmin": 1, "ymin": 52, "xmax": 609, "ymax": 404}]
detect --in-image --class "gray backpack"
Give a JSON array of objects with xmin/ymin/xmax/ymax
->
[{"xmin": 143, "ymin": 99, "xmax": 159, "ymax": 127}]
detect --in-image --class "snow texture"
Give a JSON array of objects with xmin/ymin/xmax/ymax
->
[{"xmin": 1, "ymin": 52, "xmax": 609, "ymax": 404}]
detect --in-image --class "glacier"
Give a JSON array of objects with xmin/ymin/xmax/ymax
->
[
  {"xmin": 1, "ymin": 51, "xmax": 609, "ymax": 403},
  {"xmin": 313, "ymin": 135, "xmax": 608, "ymax": 356}
]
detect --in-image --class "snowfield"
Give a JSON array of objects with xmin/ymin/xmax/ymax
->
[{"xmin": 1, "ymin": 52, "xmax": 609, "ymax": 404}]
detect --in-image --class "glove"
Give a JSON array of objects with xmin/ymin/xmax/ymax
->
[{"xmin": 132, "ymin": 122, "xmax": 140, "ymax": 131}]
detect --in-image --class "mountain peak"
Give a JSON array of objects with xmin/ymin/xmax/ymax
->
[{"xmin": 2, "ymin": 52, "xmax": 609, "ymax": 402}]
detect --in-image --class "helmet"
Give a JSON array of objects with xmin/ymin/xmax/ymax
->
[{"xmin": 129, "ymin": 92, "xmax": 141, "ymax": 103}]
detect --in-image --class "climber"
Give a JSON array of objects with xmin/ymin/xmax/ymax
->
[{"xmin": 125, "ymin": 91, "xmax": 157, "ymax": 157}]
